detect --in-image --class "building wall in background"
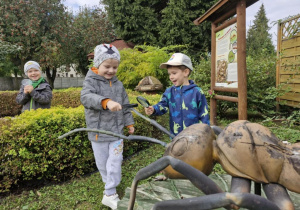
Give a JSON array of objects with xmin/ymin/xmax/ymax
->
[{"xmin": 0, "ymin": 77, "xmax": 84, "ymax": 91}]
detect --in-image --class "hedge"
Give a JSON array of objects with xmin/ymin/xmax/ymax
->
[
  {"xmin": 0, "ymin": 91, "xmax": 22, "ymax": 117},
  {"xmin": 0, "ymin": 91, "xmax": 169, "ymax": 192},
  {"xmin": 0, "ymin": 88, "xmax": 83, "ymax": 117}
]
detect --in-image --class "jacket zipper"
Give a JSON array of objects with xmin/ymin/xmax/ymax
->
[
  {"xmin": 96, "ymin": 80, "xmax": 119, "ymax": 139},
  {"xmin": 180, "ymin": 87, "xmax": 183, "ymax": 132},
  {"xmin": 111, "ymin": 80, "xmax": 119, "ymax": 134},
  {"xmin": 30, "ymin": 98, "xmax": 33, "ymax": 110}
]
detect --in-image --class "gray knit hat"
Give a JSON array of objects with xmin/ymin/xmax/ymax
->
[
  {"xmin": 160, "ymin": 53, "xmax": 193, "ymax": 71},
  {"xmin": 24, "ymin": 61, "xmax": 41, "ymax": 76},
  {"xmin": 93, "ymin": 44, "xmax": 120, "ymax": 68}
]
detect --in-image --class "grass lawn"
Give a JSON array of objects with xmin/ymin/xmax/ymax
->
[{"xmin": 0, "ymin": 143, "xmax": 166, "ymax": 210}]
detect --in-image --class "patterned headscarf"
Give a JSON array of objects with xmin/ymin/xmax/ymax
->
[{"xmin": 93, "ymin": 44, "xmax": 120, "ymax": 68}]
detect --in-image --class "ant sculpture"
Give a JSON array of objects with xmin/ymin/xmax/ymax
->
[
  {"xmin": 127, "ymin": 120, "xmax": 299, "ymax": 210},
  {"xmin": 59, "ymin": 100, "xmax": 299, "ymax": 210}
]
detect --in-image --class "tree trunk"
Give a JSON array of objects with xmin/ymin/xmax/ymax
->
[
  {"xmin": 13, "ymin": 73, "xmax": 19, "ymax": 90},
  {"xmin": 10, "ymin": 57, "xmax": 23, "ymax": 89},
  {"xmin": 45, "ymin": 66, "xmax": 56, "ymax": 89}
]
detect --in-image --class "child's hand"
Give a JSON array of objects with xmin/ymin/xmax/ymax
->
[
  {"xmin": 24, "ymin": 85, "xmax": 33, "ymax": 94},
  {"xmin": 128, "ymin": 126, "xmax": 134, "ymax": 134},
  {"xmin": 107, "ymin": 100, "xmax": 122, "ymax": 111},
  {"xmin": 145, "ymin": 106, "xmax": 154, "ymax": 115}
]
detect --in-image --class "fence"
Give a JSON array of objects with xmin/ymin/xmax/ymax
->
[
  {"xmin": 53, "ymin": 77, "xmax": 85, "ymax": 89},
  {"xmin": 0, "ymin": 77, "xmax": 85, "ymax": 91},
  {"xmin": 276, "ymin": 14, "xmax": 300, "ymax": 108}
]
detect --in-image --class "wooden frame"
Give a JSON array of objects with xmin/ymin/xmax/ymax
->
[{"xmin": 194, "ymin": 0, "xmax": 258, "ymax": 125}]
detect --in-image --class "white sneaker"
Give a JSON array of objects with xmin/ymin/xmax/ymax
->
[{"xmin": 102, "ymin": 194, "xmax": 120, "ymax": 209}]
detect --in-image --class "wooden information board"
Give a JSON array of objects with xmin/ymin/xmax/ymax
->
[{"xmin": 194, "ymin": 0, "xmax": 258, "ymax": 125}]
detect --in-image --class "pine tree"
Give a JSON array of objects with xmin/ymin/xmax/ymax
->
[
  {"xmin": 159, "ymin": 0, "xmax": 213, "ymax": 55},
  {"xmin": 102, "ymin": 0, "xmax": 216, "ymax": 57},
  {"xmin": 246, "ymin": 4, "xmax": 275, "ymax": 56},
  {"xmin": 102, "ymin": 0, "xmax": 161, "ymax": 45}
]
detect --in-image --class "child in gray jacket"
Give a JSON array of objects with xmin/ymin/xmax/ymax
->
[
  {"xmin": 81, "ymin": 44, "xmax": 135, "ymax": 210},
  {"xmin": 16, "ymin": 61, "xmax": 52, "ymax": 112}
]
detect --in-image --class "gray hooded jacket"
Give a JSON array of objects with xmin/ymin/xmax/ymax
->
[
  {"xmin": 16, "ymin": 82, "xmax": 52, "ymax": 112},
  {"xmin": 80, "ymin": 69, "xmax": 134, "ymax": 142}
]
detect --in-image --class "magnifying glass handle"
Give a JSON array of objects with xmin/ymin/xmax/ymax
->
[{"xmin": 122, "ymin": 103, "xmax": 138, "ymax": 108}]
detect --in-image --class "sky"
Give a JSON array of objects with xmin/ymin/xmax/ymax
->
[
  {"xmin": 246, "ymin": 0, "xmax": 300, "ymax": 47},
  {"xmin": 63, "ymin": 0, "xmax": 300, "ymax": 47}
]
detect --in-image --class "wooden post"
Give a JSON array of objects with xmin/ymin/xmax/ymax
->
[
  {"xmin": 236, "ymin": 0, "xmax": 247, "ymax": 120},
  {"xmin": 276, "ymin": 22, "xmax": 282, "ymax": 111},
  {"xmin": 210, "ymin": 23, "xmax": 217, "ymax": 125}
]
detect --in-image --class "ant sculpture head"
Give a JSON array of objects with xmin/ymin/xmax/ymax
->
[{"xmin": 163, "ymin": 123, "xmax": 216, "ymax": 178}]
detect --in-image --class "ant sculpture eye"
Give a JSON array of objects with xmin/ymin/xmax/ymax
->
[{"xmin": 170, "ymin": 137, "xmax": 188, "ymax": 156}]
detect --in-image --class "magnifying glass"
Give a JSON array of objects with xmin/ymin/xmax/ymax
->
[
  {"xmin": 122, "ymin": 103, "xmax": 138, "ymax": 108},
  {"xmin": 134, "ymin": 96, "xmax": 175, "ymax": 138},
  {"xmin": 21, "ymin": 79, "xmax": 32, "ymax": 86},
  {"xmin": 136, "ymin": 96, "xmax": 150, "ymax": 108}
]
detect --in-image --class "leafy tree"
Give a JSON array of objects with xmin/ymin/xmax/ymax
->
[
  {"xmin": 102, "ymin": 0, "xmax": 216, "ymax": 58},
  {"xmin": 246, "ymin": 4, "xmax": 275, "ymax": 56},
  {"xmin": 0, "ymin": 38, "xmax": 22, "ymax": 62},
  {"xmin": 0, "ymin": 59, "xmax": 20, "ymax": 77},
  {"xmin": 0, "ymin": 0, "xmax": 71, "ymax": 88},
  {"xmin": 0, "ymin": 37, "xmax": 22, "ymax": 77},
  {"xmin": 66, "ymin": 6, "xmax": 116, "ymax": 76}
]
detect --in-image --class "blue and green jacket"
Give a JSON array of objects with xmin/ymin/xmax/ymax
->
[{"xmin": 152, "ymin": 80, "xmax": 210, "ymax": 136}]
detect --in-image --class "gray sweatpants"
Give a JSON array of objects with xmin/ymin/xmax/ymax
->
[{"xmin": 91, "ymin": 139, "xmax": 123, "ymax": 196}]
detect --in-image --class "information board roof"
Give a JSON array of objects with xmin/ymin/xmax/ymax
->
[{"xmin": 194, "ymin": 0, "xmax": 258, "ymax": 25}]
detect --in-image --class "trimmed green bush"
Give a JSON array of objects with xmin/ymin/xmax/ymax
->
[
  {"xmin": 0, "ymin": 88, "xmax": 82, "ymax": 118},
  {"xmin": 51, "ymin": 88, "xmax": 82, "ymax": 108},
  {"xmin": 0, "ymin": 106, "xmax": 94, "ymax": 192},
  {"xmin": 117, "ymin": 45, "xmax": 171, "ymax": 90},
  {"xmin": 0, "ymin": 92, "xmax": 169, "ymax": 192},
  {"xmin": 127, "ymin": 90, "xmax": 169, "ymax": 138},
  {"xmin": 0, "ymin": 91, "xmax": 22, "ymax": 117}
]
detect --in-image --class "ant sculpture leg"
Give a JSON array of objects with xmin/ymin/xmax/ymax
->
[
  {"xmin": 151, "ymin": 192, "xmax": 281, "ymax": 210},
  {"xmin": 263, "ymin": 183, "xmax": 295, "ymax": 210},
  {"xmin": 128, "ymin": 156, "xmax": 224, "ymax": 210},
  {"xmin": 230, "ymin": 178, "xmax": 295, "ymax": 210},
  {"xmin": 128, "ymin": 156, "xmax": 280, "ymax": 210},
  {"xmin": 230, "ymin": 177, "xmax": 251, "ymax": 193}
]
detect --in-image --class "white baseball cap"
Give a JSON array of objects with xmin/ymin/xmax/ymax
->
[{"xmin": 159, "ymin": 53, "xmax": 193, "ymax": 71}]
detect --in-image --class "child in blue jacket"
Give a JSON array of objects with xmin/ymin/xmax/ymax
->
[{"xmin": 145, "ymin": 53, "xmax": 210, "ymax": 136}]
